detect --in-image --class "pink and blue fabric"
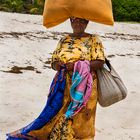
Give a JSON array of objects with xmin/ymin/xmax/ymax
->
[{"xmin": 65, "ymin": 60, "xmax": 93, "ymax": 118}]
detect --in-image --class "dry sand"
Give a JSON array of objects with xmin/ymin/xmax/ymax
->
[{"xmin": 0, "ymin": 12, "xmax": 140, "ymax": 140}]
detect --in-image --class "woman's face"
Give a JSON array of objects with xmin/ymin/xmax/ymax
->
[{"xmin": 70, "ymin": 17, "xmax": 89, "ymax": 33}]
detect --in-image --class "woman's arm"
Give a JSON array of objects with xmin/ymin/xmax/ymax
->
[
  {"xmin": 52, "ymin": 60, "xmax": 104, "ymax": 72},
  {"xmin": 64, "ymin": 60, "xmax": 105, "ymax": 72}
]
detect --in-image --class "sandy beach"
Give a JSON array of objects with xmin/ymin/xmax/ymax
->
[{"xmin": 0, "ymin": 12, "xmax": 140, "ymax": 140}]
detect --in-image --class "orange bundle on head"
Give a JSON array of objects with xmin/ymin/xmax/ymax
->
[{"xmin": 43, "ymin": 0, "xmax": 114, "ymax": 28}]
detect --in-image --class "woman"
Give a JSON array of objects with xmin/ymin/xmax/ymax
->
[
  {"xmin": 6, "ymin": 17, "xmax": 105, "ymax": 140},
  {"xmin": 50, "ymin": 17, "xmax": 105, "ymax": 140}
]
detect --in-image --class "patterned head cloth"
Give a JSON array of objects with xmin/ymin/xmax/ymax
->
[{"xmin": 70, "ymin": 17, "xmax": 89, "ymax": 24}]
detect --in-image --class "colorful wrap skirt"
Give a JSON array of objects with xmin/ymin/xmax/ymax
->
[{"xmin": 6, "ymin": 69, "xmax": 98, "ymax": 140}]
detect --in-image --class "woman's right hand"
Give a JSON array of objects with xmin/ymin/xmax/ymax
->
[
  {"xmin": 52, "ymin": 61, "xmax": 75, "ymax": 71},
  {"xmin": 65, "ymin": 62, "xmax": 75, "ymax": 71},
  {"xmin": 52, "ymin": 61, "xmax": 64, "ymax": 71}
]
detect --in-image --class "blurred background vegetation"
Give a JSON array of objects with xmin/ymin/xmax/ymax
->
[
  {"xmin": 112, "ymin": 0, "xmax": 140, "ymax": 22},
  {"xmin": 0, "ymin": 0, "xmax": 140, "ymax": 22},
  {"xmin": 0, "ymin": 0, "xmax": 44, "ymax": 14}
]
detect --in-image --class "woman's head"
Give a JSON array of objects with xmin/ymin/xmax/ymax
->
[{"xmin": 70, "ymin": 17, "xmax": 89, "ymax": 34}]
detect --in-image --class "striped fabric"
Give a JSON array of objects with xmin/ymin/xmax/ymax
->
[{"xmin": 65, "ymin": 60, "xmax": 93, "ymax": 118}]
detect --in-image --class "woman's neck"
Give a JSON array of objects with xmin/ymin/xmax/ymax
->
[{"xmin": 70, "ymin": 32, "xmax": 90, "ymax": 37}]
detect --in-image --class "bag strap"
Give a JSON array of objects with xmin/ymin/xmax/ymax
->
[{"xmin": 105, "ymin": 58, "xmax": 111, "ymax": 70}]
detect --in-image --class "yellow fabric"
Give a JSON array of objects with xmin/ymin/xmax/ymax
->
[
  {"xmin": 28, "ymin": 35, "xmax": 105, "ymax": 139},
  {"xmin": 28, "ymin": 73, "xmax": 98, "ymax": 139},
  {"xmin": 49, "ymin": 114, "xmax": 74, "ymax": 139},
  {"xmin": 43, "ymin": 0, "xmax": 114, "ymax": 28}
]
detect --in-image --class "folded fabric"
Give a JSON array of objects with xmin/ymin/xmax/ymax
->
[
  {"xmin": 65, "ymin": 60, "xmax": 93, "ymax": 118},
  {"xmin": 43, "ymin": 0, "xmax": 114, "ymax": 28},
  {"xmin": 6, "ymin": 69, "xmax": 66, "ymax": 140}
]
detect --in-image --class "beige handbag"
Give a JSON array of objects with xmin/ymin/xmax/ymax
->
[{"xmin": 97, "ymin": 59, "xmax": 127, "ymax": 107}]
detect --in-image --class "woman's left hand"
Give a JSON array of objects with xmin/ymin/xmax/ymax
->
[{"xmin": 90, "ymin": 60, "xmax": 105, "ymax": 71}]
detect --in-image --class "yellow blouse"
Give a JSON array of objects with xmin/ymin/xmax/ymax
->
[{"xmin": 51, "ymin": 34, "xmax": 105, "ymax": 64}]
